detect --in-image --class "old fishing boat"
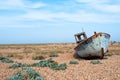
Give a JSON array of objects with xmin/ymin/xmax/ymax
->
[{"xmin": 74, "ymin": 32, "xmax": 110, "ymax": 59}]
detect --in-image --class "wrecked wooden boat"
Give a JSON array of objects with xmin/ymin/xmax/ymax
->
[{"xmin": 74, "ymin": 32, "xmax": 110, "ymax": 59}]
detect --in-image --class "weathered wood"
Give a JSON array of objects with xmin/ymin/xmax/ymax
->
[{"xmin": 74, "ymin": 32, "xmax": 110, "ymax": 59}]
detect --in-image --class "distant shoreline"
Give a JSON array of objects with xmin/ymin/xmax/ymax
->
[{"xmin": 0, "ymin": 42, "xmax": 76, "ymax": 45}]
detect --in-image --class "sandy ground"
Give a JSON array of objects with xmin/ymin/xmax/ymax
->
[{"xmin": 0, "ymin": 43, "xmax": 120, "ymax": 80}]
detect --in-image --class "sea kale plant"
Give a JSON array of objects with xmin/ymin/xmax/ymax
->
[
  {"xmin": 8, "ymin": 68, "xmax": 44, "ymax": 80},
  {"xmin": 0, "ymin": 56, "xmax": 14, "ymax": 63},
  {"xmin": 31, "ymin": 59, "xmax": 67, "ymax": 70},
  {"xmin": 49, "ymin": 53, "xmax": 58, "ymax": 57},
  {"xmin": 90, "ymin": 60, "xmax": 102, "ymax": 64},
  {"xmin": 9, "ymin": 63, "xmax": 31, "ymax": 69},
  {"xmin": 9, "ymin": 59, "xmax": 67, "ymax": 70},
  {"xmin": 69, "ymin": 61, "xmax": 79, "ymax": 64}
]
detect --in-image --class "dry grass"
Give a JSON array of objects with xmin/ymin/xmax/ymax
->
[
  {"xmin": 109, "ymin": 42, "xmax": 120, "ymax": 55},
  {"xmin": 0, "ymin": 43, "xmax": 120, "ymax": 80}
]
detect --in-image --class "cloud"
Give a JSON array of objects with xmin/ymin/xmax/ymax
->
[
  {"xmin": 20, "ymin": 9, "xmax": 120, "ymax": 23},
  {"xmin": 76, "ymin": 0, "xmax": 109, "ymax": 3},
  {"xmin": 30, "ymin": 3, "xmax": 46, "ymax": 8},
  {"xmin": 21, "ymin": 10, "xmax": 55, "ymax": 22},
  {"xmin": 76, "ymin": 0, "xmax": 120, "ymax": 13},
  {"xmin": 92, "ymin": 4, "xmax": 120, "ymax": 13},
  {"xmin": 0, "ymin": 0, "xmax": 120, "ymax": 28},
  {"xmin": 0, "ymin": 0, "xmax": 46, "ymax": 10},
  {"xmin": 0, "ymin": 0, "xmax": 25, "ymax": 9}
]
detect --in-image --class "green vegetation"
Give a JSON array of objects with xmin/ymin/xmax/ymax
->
[
  {"xmin": 9, "ymin": 59, "xmax": 67, "ymax": 70},
  {"xmin": 32, "ymin": 55, "xmax": 45, "ymax": 60},
  {"xmin": 69, "ymin": 61, "xmax": 79, "ymax": 64},
  {"xmin": 49, "ymin": 53, "xmax": 58, "ymax": 57},
  {"xmin": 32, "ymin": 59, "xmax": 67, "ymax": 70},
  {"xmin": 0, "ymin": 56, "xmax": 14, "ymax": 63},
  {"xmin": 8, "ymin": 68, "xmax": 44, "ymax": 80},
  {"xmin": 90, "ymin": 60, "xmax": 102, "ymax": 64},
  {"xmin": 105, "ymin": 53, "xmax": 112, "ymax": 56},
  {"xmin": 9, "ymin": 63, "xmax": 31, "ymax": 69}
]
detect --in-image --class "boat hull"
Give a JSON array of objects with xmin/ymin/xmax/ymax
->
[{"xmin": 75, "ymin": 33, "xmax": 110, "ymax": 58}]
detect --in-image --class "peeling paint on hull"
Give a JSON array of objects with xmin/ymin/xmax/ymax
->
[{"xmin": 74, "ymin": 32, "xmax": 110, "ymax": 59}]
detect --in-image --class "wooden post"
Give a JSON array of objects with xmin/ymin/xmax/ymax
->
[{"xmin": 100, "ymin": 48, "xmax": 104, "ymax": 59}]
